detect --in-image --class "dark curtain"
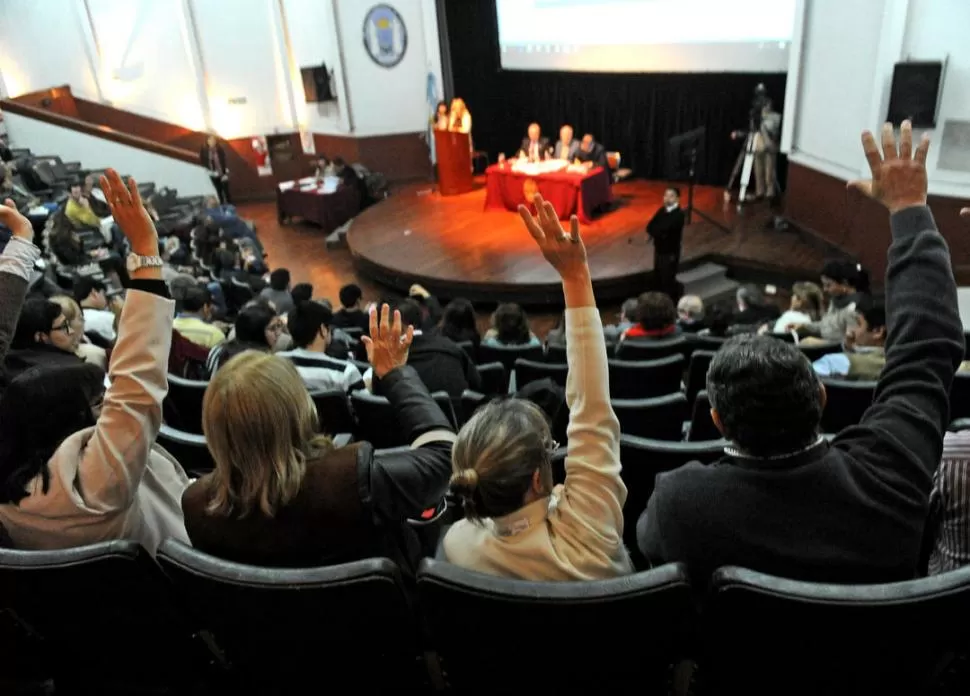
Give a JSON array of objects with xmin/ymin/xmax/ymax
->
[{"xmin": 444, "ymin": 0, "xmax": 787, "ymax": 186}]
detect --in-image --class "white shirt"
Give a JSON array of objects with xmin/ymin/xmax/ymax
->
[
  {"xmin": 276, "ymin": 348, "xmax": 370, "ymax": 393},
  {"xmin": 83, "ymin": 307, "xmax": 117, "ymax": 342},
  {"xmin": 665, "ymin": 203, "xmax": 679, "ymax": 213}
]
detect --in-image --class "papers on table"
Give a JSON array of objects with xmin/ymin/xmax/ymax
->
[
  {"xmin": 511, "ymin": 159, "xmax": 569, "ymax": 176},
  {"xmin": 279, "ymin": 176, "xmax": 341, "ymax": 194}
]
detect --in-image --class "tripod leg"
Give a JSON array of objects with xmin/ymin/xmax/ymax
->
[
  {"xmin": 726, "ymin": 147, "xmax": 745, "ymax": 198},
  {"xmin": 738, "ymin": 134, "xmax": 756, "ymax": 205}
]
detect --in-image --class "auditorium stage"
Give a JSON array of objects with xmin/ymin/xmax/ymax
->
[{"xmin": 347, "ymin": 179, "xmax": 832, "ymax": 305}]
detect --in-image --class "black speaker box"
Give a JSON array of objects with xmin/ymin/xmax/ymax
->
[{"xmin": 886, "ymin": 61, "xmax": 943, "ymax": 128}]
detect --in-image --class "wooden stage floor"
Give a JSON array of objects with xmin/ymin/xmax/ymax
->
[{"xmin": 347, "ymin": 179, "xmax": 832, "ymax": 304}]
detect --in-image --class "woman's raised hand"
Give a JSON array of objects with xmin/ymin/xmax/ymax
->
[
  {"xmin": 99, "ymin": 169, "xmax": 158, "ymax": 256},
  {"xmin": 517, "ymin": 194, "xmax": 588, "ymax": 280}
]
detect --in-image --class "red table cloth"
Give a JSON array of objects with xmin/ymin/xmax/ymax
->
[
  {"xmin": 276, "ymin": 184, "xmax": 361, "ymax": 234},
  {"xmin": 484, "ymin": 164, "xmax": 612, "ymax": 223}
]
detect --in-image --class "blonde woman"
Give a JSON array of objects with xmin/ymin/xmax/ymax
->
[
  {"xmin": 444, "ymin": 195, "xmax": 633, "ymax": 581},
  {"xmin": 448, "ymin": 98, "xmax": 472, "ymax": 135},
  {"xmin": 770, "ymin": 282, "xmax": 825, "ymax": 334},
  {"xmin": 49, "ymin": 294, "xmax": 108, "ymax": 368},
  {"xmin": 180, "ymin": 305, "xmax": 456, "ymax": 571}
]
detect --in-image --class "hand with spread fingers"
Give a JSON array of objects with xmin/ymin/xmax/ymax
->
[
  {"xmin": 848, "ymin": 120, "xmax": 929, "ymax": 214},
  {"xmin": 0, "ymin": 198, "xmax": 33, "ymax": 242},
  {"xmin": 361, "ymin": 303, "xmax": 414, "ymax": 379},
  {"xmin": 99, "ymin": 168, "xmax": 158, "ymax": 256},
  {"xmin": 517, "ymin": 193, "xmax": 588, "ymax": 279}
]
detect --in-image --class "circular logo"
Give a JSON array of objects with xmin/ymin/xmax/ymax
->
[
  {"xmin": 363, "ymin": 5, "xmax": 408, "ymax": 69},
  {"xmin": 523, "ymin": 178, "xmax": 539, "ymax": 204}
]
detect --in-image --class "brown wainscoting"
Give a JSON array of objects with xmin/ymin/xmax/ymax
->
[
  {"xmin": 9, "ymin": 85, "xmax": 80, "ymax": 119},
  {"xmin": 314, "ymin": 132, "xmax": 432, "ymax": 183},
  {"xmin": 784, "ymin": 162, "xmax": 970, "ymax": 285}
]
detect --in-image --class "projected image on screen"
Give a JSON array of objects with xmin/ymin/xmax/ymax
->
[{"xmin": 496, "ymin": 0, "xmax": 799, "ymax": 73}]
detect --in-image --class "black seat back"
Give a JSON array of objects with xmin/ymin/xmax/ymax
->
[
  {"xmin": 612, "ymin": 392, "xmax": 688, "ymax": 440},
  {"xmin": 477, "ymin": 361, "xmax": 509, "ymax": 396},
  {"xmin": 685, "ymin": 349, "xmax": 716, "ymax": 403},
  {"xmin": 157, "ymin": 540, "xmax": 421, "ymax": 692},
  {"xmin": 950, "ymin": 371, "xmax": 970, "ymax": 420},
  {"xmin": 163, "ymin": 373, "xmax": 209, "ymax": 434},
  {"xmin": 614, "ymin": 336, "xmax": 691, "ymax": 362},
  {"xmin": 820, "ymin": 378, "xmax": 875, "ymax": 433},
  {"xmin": 351, "ymin": 390, "xmax": 456, "ymax": 448},
  {"xmin": 514, "ymin": 358, "xmax": 568, "ymax": 389},
  {"xmin": 476, "ymin": 342, "xmax": 544, "ymax": 372},
  {"xmin": 157, "ymin": 423, "xmax": 215, "ymax": 475},
  {"xmin": 703, "ymin": 564, "xmax": 970, "ymax": 695},
  {"xmin": 688, "ymin": 390, "xmax": 722, "ymax": 441},
  {"xmin": 0, "ymin": 541, "xmax": 219, "ymax": 689},
  {"xmin": 309, "ymin": 390, "xmax": 356, "ymax": 436},
  {"xmin": 545, "ymin": 342, "xmax": 567, "ymax": 364},
  {"xmin": 418, "ymin": 559, "xmax": 693, "ymax": 693},
  {"xmin": 608, "ymin": 354, "xmax": 684, "ymax": 399}
]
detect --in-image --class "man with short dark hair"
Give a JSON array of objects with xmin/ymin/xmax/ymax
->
[
  {"xmin": 636, "ymin": 121, "xmax": 964, "ymax": 584},
  {"xmin": 646, "ymin": 187, "xmax": 685, "ymax": 298},
  {"xmin": 603, "ymin": 297, "xmax": 638, "ymax": 343},
  {"xmin": 622, "ymin": 292, "xmax": 679, "ymax": 340},
  {"xmin": 332, "ymin": 283, "xmax": 369, "ymax": 334},
  {"xmin": 173, "ymin": 285, "xmax": 225, "ymax": 349},
  {"xmin": 813, "ymin": 298, "xmax": 887, "ymax": 380},
  {"xmin": 576, "ymin": 134, "xmax": 608, "ymax": 170},
  {"xmin": 5, "ymin": 298, "xmax": 83, "ymax": 380},
  {"xmin": 276, "ymin": 300, "xmax": 365, "ymax": 392},
  {"xmin": 259, "ymin": 268, "xmax": 294, "ymax": 315},
  {"xmin": 74, "ymin": 277, "xmax": 117, "ymax": 343}
]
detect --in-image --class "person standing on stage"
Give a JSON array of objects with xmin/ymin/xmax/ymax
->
[
  {"xmin": 200, "ymin": 134, "xmax": 231, "ymax": 205},
  {"xmin": 754, "ymin": 98, "xmax": 782, "ymax": 201},
  {"xmin": 646, "ymin": 187, "xmax": 686, "ymax": 297},
  {"xmin": 576, "ymin": 134, "xmax": 609, "ymax": 170},
  {"xmin": 433, "ymin": 101, "xmax": 449, "ymax": 131},
  {"xmin": 448, "ymin": 98, "xmax": 472, "ymax": 135},
  {"xmin": 553, "ymin": 125, "xmax": 580, "ymax": 161},
  {"xmin": 518, "ymin": 123, "xmax": 550, "ymax": 163}
]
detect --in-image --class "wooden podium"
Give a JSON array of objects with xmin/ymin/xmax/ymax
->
[{"xmin": 434, "ymin": 130, "xmax": 473, "ymax": 196}]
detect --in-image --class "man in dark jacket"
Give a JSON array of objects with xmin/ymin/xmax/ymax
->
[
  {"xmin": 637, "ymin": 121, "xmax": 964, "ymax": 585},
  {"xmin": 646, "ymin": 187, "xmax": 685, "ymax": 299}
]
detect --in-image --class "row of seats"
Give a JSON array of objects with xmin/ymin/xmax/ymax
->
[{"xmin": 3, "ymin": 535, "xmax": 969, "ymax": 694}]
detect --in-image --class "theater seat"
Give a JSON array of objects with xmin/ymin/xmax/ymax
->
[
  {"xmin": 351, "ymin": 390, "xmax": 457, "ymax": 448},
  {"xmin": 820, "ymin": 378, "xmax": 875, "ymax": 433},
  {"xmin": 157, "ymin": 540, "xmax": 423, "ymax": 693},
  {"xmin": 163, "ymin": 374, "xmax": 209, "ymax": 434},
  {"xmin": 514, "ymin": 358, "xmax": 568, "ymax": 389},
  {"xmin": 950, "ymin": 371, "xmax": 970, "ymax": 420},
  {"xmin": 476, "ymin": 342, "xmax": 544, "ymax": 373},
  {"xmin": 417, "ymin": 558, "xmax": 692, "ymax": 693},
  {"xmin": 477, "ymin": 361, "xmax": 509, "ymax": 396},
  {"xmin": 157, "ymin": 423, "xmax": 215, "ymax": 475},
  {"xmin": 685, "ymin": 349, "xmax": 716, "ymax": 403},
  {"xmin": 689, "ymin": 391, "xmax": 721, "ymax": 441},
  {"xmin": 608, "ymin": 354, "xmax": 684, "ymax": 399},
  {"xmin": 309, "ymin": 390, "xmax": 356, "ymax": 437},
  {"xmin": 702, "ymin": 564, "xmax": 970, "ymax": 695},
  {"xmin": 612, "ymin": 392, "xmax": 688, "ymax": 440},
  {"xmin": 0, "ymin": 541, "xmax": 221, "ymax": 692},
  {"xmin": 614, "ymin": 336, "xmax": 692, "ymax": 363}
]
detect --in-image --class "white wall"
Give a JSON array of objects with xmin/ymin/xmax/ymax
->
[
  {"xmin": 0, "ymin": 0, "xmax": 443, "ymax": 140},
  {"xmin": 790, "ymin": 0, "xmax": 970, "ymax": 198},
  {"xmin": 3, "ymin": 111, "xmax": 216, "ymax": 196}
]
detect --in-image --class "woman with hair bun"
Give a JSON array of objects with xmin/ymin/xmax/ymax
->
[{"xmin": 443, "ymin": 195, "xmax": 632, "ymax": 581}]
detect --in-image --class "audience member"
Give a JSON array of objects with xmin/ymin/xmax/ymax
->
[
  {"xmin": 676, "ymin": 295, "xmax": 705, "ymax": 333},
  {"xmin": 771, "ymin": 282, "xmax": 824, "ymax": 334},
  {"xmin": 201, "ymin": 134, "xmax": 231, "ymax": 204},
  {"xmin": 437, "ymin": 297, "xmax": 480, "ymax": 348},
  {"xmin": 792, "ymin": 260, "xmax": 870, "ymax": 342},
  {"xmin": 483, "ymin": 303, "xmax": 541, "ymax": 347},
  {"xmin": 73, "ymin": 277, "xmax": 118, "ymax": 344},
  {"xmin": 65, "ymin": 181, "xmax": 113, "ymax": 245},
  {"xmin": 81, "ymin": 174, "xmax": 111, "ymax": 218},
  {"xmin": 332, "ymin": 283, "xmax": 370, "ymax": 333},
  {"xmin": 49, "ymin": 294, "xmax": 108, "ymax": 368},
  {"xmin": 928, "ymin": 430, "xmax": 970, "ymax": 574},
  {"xmin": 260, "ymin": 268, "xmax": 294, "ymax": 315},
  {"xmin": 397, "ymin": 299, "xmax": 481, "ymax": 402},
  {"xmin": 622, "ymin": 291, "xmax": 680, "ymax": 340},
  {"xmin": 0, "ymin": 170, "xmax": 190, "ymax": 554},
  {"xmin": 636, "ymin": 121, "xmax": 964, "ymax": 584},
  {"xmin": 445, "ymin": 197, "xmax": 631, "ymax": 580},
  {"xmin": 812, "ymin": 297, "xmax": 887, "ymax": 380},
  {"xmin": 409, "ymin": 284, "xmax": 443, "ymax": 331},
  {"xmin": 173, "ymin": 285, "xmax": 226, "ymax": 350},
  {"xmin": 181, "ymin": 305, "xmax": 456, "ymax": 572},
  {"xmin": 603, "ymin": 297, "xmax": 638, "ymax": 343},
  {"xmin": 5, "ymin": 298, "xmax": 85, "ymax": 379},
  {"xmin": 733, "ymin": 284, "xmax": 780, "ymax": 328},
  {"xmin": 276, "ymin": 300, "xmax": 366, "ymax": 392},
  {"xmin": 207, "ymin": 301, "xmax": 286, "ymax": 373}
]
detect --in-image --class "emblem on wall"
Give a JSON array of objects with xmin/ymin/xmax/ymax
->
[
  {"xmin": 523, "ymin": 178, "xmax": 538, "ymax": 204},
  {"xmin": 363, "ymin": 4, "xmax": 408, "ymax": 68}
]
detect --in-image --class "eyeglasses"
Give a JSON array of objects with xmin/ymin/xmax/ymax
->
[
  {"xmin": 267, "ymin": 321, "xmax": 286, "ymax": 335},
  {"xmin": 50, "ymin": 322, "xmax": 73, "ymax": 335}
]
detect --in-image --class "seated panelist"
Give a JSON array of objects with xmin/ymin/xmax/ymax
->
[
  {"xmin": 518, "ymin": 123, "xmax": 551, "ymax": 163},
  {"xmin": 575, "ymin": 134, "xmax": 609, "ymax": 171},
  {"xmin": 553, "ymin": 125, "xmax": 580, "ymax": 161}
]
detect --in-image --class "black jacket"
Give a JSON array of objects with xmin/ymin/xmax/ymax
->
[
  {"xmin": 199, "ymin": 143, "xmax": 228, "ymax": 176},
  {"xmin": 638, "ymin": 206, "xmax": 964, "ymax": 585},
  {"xmin": 182, "ymin": 365, "xmax": 454, "ymax": 575},
  {"xmin": 406, "ymin": 334, "xmax": 481, "ymax": 400},
  {"xmin": 646, "ymin": 206, "xmax": 685, "ymax": 256},
  {"xmin": 576, "ymin": 141, "xmax": 609, "ymax": 170},
  {"xmin": 332, "ymin": 308, "xmax": 370, "ymax": 334},
  {"xmin": 519, "ymin": 136, "xmax": 551, "ymax": 160}
]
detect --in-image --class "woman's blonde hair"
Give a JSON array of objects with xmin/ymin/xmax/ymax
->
[
  {"xmin": 48, "ymin": 295, "xmax": 80, "ymax": 323},
  {"xmin": 450, "ymin": 399, "xmax": 553, "ymax": 521},
  {"xmin": 202, "ymin": 350, "xmax": 331, "ymax": 518},
  {"xmin": 792, "ymin": 281, "xmax": 825, "ymax": 322}
]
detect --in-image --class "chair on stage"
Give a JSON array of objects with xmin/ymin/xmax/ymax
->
[{"xmin": 607, "ymin": 152, "xmax": 631, "ymax": 183}]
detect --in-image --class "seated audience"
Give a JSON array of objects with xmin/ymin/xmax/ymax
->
[
  {"xmin": 275, "ymin": 300, "xmax": 365, "ymax": 392},
  {"xmin": 0, "ymin": 170, "xmax": 190, "ymax": 554},
  {"xmin": 545, "ymin": 312, "xmax": 567, "ymax": 348},
  {"xmin": 445, "ymin": 198, "xmax": 631, "ymax": 580},
  {"xmin": 207, "ymin": 301, "xmax": 287, "ymax": 373},
  {"xmin": 65, "ymin": 181, "xmax": 113, "ymax": 245},
  {"xmin": 173, "ymin": 285, "xmax": 226, "ymax": 350},
  {"xmin": 636, "ymin": 122, "xmax": 964, "ymax": 584},
  {"xmin": 260, "ymin": 267, "xmax": 295, "ymax": 315},
  {"xmin": 771, "ymin": 281, "xmax": 825, "ymax": 334},
  {"xmin": 928, "ymin": 430, "xmax": 970, "ymax": 574},
  {"xmin": 792, "ymin": 260, "xmax": 870, "ymax": 342},
  {"xmin": 48, "ymin": 294, "xmax": 108, "ymax": 369},
  {"xmin": 733, "ymin": 284, "xmax": 780, "ymax": 328},
  {"xmin": 437, "ymin": 297, "xmax": 480, "ymax": 348},
  {"xmin": 622, "ymin": 291, "xmax": 680, "ymax": 340},
  {"xmin": 676, "ymin": 295, "xmax": 706, "ymax": 333},
  {"xmin": 181, "ymin": 305, "xmax": 455, "ymax": 572},
  {"xmin": 332, "ymin": 283, "xmax": 370, "ymax": 334},
  {"xmin": 483, "ymin": 302, "xmax": 541, "ymax": 347},
  {"xmin": 575, "ymin": 133, "xmax": 609, "ymax": 170},
  {"xmin": 82, "ymin": 174, "xmax": 111, "ymax": 218},
  {"xmin": 397, "ymin": 299, "xmax": 481, "ymax": 401},
  {"xmin": 812, "ymin": 298, "xmax": 886, "ymax": 380},
  {"xmin": 603, "ymin": 297, "xmax": 638, "ymax": 343},
  {"xmin": 213, "ymin": 248, "xmax": 264, "ymax": 293},
  {"xmin": 5, "ymin": 297, "xmax": 85, "ymax": 379},
  {"xmin": 73, "ymin": 277, "xmax": 118, "ymax": 344},
  {"xmin": 409, "ymin": 284, "xmax": 443, "ymax": 331}
]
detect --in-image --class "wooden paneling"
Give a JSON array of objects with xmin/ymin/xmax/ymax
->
[
  {"xmin": 785, "ymin": 162, "xmax": 970, "ymax": 285},
  {"xmin": 9, "ymin": 86, "xmax": 79, "ymax": 118}
]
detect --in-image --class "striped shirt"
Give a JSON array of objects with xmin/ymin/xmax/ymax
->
[{"xmin": 928, "ymin": 431, "xmax": 970, "ymax": 575}]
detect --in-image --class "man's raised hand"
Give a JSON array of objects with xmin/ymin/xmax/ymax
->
[{"xmin": 848, "ymin": 120, "xmax": 929, "ymax": 214}]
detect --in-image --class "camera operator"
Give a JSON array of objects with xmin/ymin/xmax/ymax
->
[{"xmin": 735, "ymin": 84, "xmax": 782, "ymax": 202}]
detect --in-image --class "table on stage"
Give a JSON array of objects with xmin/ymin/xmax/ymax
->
[
  {"xmin": 484, "ymin": 161, "xmax": 612, "ymax": 223},
  {"xmin": 276, "ymin": 177, "xmax": 360, "ymax": 233}
]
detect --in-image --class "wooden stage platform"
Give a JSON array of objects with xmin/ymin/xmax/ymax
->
[{"xmin": 347, "ymin": 179, "xmax": 836, "ymax": 305}]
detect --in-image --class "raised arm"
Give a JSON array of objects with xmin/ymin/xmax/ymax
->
[
  {"xmin": 77, "ymin": 170, "xmax": 174, "ymax": 510},
  {"xmin": 517, "ymin": 196, "xmax": 626, "ymax": 535},
  {"xmin": 835, "ymin": 122, "xmax": 964, "ymax": 494},
  {"xmin": 0, "ymin": 201, "xmax": 40, "ymax": 367}
]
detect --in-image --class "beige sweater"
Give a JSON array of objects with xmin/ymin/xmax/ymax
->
[
  {"xmin": 443, "ymin": 307, "xmax": 633, "ymax": 580},
  {"xmin": 0, "ymin": 290, "xmax": 191, "ymax": 554}
]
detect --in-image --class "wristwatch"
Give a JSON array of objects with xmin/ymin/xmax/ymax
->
[{"xmin": 126, "ymin": 253, "xmax": 164, "ymax": 273}]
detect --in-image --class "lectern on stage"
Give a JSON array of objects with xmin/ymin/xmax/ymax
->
[{"xmin": 434, "ymin": 130, "xmax": 473, "ymax": 196}]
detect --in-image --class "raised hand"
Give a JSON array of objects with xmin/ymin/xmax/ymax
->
[
  {"xmin": 517, "ymin": 193, "xmax": 588, "ymax": 280},
  {"xmin": 848, "ymin": 120, "xmax": 929, "ymax": 214},
  {"xmin": 0, "ymin": 198, "xmax": 33, "ymax": 242},
  {"xmin": 99, "ymin": 168, "xmax": 158, "ymax": 256},
  {"xmin": 361, "ymin": 303, "xmax": 414, "ymax": 379}
]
